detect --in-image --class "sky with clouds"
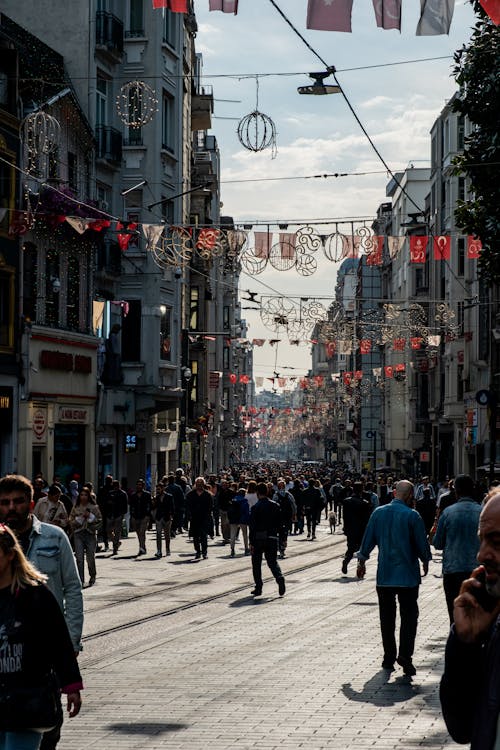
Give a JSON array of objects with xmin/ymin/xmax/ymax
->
[{"xmin": 193, "ymin": 0, "xmax": 476, "ymax": 385}]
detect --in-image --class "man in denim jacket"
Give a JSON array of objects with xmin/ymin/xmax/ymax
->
[
  {"xmin": 433, "ymin": 473, "xmax": 481, "ymax": 622},
  {"xmin": 0, "ymin": 474, "xmax": 83, "ymax": 750}
]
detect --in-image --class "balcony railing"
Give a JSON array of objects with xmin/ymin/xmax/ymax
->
[
  {"xmin": 96, "ymin": 126, "xmax": 122, "ymax": 165},
  {"xmin": 96, "ymin": 11, "xmax": 124, "ymax": 58}
]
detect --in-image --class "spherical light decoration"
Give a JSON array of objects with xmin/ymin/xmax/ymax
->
[
  {"xmin": 296, "ymin": 225, "xmax": 322, "ymax": 255},
  {"xmin": 260, "ymin": 297, "xmax": 295, "ymax": 332},
  {"xmin": 237, "ymin": 110, "xmax": 277, "ymax": 156},
  {"xmin": 296, "ymin": 253, "xmax": 317, "ymax": 277},
  {"xmin": 151, "ymin": 227, "xmax": 192, "ymax": 269},
  {"xmin": 269, "ymin": 241, "xmax": 296, "ymax": 271},
  {"xmin": 116, "ymin": 81, "xmax": 159, "ymax": 128},
  {"xmin": 22, "ymin": 111, "xmax": 61, "ymax": 175}
]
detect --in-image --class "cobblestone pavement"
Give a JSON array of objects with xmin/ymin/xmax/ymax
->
[{"xmin": 59, "ymin": 521, "xmax": 454, "ymax": 749}]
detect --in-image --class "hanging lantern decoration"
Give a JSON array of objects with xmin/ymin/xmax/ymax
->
[
  {"xmin": 237, "ymin": 77, "xmax": 277, "ymax": 156},
  {"xmin": 22, "ymin": 111, "xmax": 61, "ymax": 175},
  {"xmin": 116, "ymin": 81, "xmax": 159, "ymax": 128}
]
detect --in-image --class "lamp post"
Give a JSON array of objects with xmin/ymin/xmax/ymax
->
[{"xmin": 179, "ymin": 365, "xmax": 192, "ymax": 470}]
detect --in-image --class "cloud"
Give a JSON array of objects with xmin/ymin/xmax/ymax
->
[{"xmin": 360, "ymin": 95, "xmax": 394, "ymax": 109}]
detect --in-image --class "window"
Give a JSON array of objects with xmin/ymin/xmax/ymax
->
[
  {"xmin": 68, "ymin": 152, "xmax": 77, "ymax": 191},
  {"xmin": 458, "ymin": 177, "xmax": 466, "ymax": 202},
  {"xmin": 162, "ymin": 9, "xmax": 177, "ymax": 47},
  {"xmin": 45, "ymin": 248, "xmax": 60, "ymax": 328},
  {"xmin": 121, "ymin": 300, "xmax": 141, "ymax": 361},
  {"xmin": 223, "ymin": 305, "xmax": 230, "ymax": 330},
  {"xmin": 0, "ymin": 143, "xmax": 15, "ymax": 236},
  {"xmin": 96, "ymin": 75, "xmax": 108, "ymax": 126},
  {"xmin": 23, "ymin": 243, "xmax": 38, "ymax": 322},
  {"xmin": 457, "ymin": 116, "xmax": 465, "ymax": 150},
  {"xmin": 189, "ymin": 287, "xmax": 199, "ymax": 331},
  {"xmin": 223, "ymin": 345, "xmax": 229, "ymax": 370},
  {"xmin": 160, "ymin": 305, "xmax": 171, "ymax": 361},
  {"xmin": 161, "ymin": 199, "xmax": 174, "ymax": 224},
  {"xmin": 188, "ymin": 360, "xmax": 198, "ymax": 413},
  {"xmin": 0, "ymin": 263, "xmax": 14, "ymax": 352},
  {"xmin": 162, "ymin": 94, "xmax": 175, "ymax": 151},
  {"xmin": 66, "ymin": 255, "xmax": 80, "ymax": 331},
  {"xmin": 457, "ymin": 237, "xmax": 465, "ymax": 277},
  {"xmin": 129, "ymin": 0, "xmax": 144, "ymax": 35}
]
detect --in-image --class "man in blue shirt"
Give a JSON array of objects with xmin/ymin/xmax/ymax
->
[
  {"xmin": 433, "ymin": 473, "xmax": 481, "ymax": 623},
  {"xmin": 357, "ymin": 479, "xmax": 432, "ymax": 675}
]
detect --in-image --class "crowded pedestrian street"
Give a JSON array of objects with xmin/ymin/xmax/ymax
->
[{"xmin": 62, "ymin": 521, "xmax": 452, "ymax": 750}]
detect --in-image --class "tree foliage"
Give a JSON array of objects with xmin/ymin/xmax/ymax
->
[{"xmin": 452, "ymin": 1, "xmax": 500, "ymax": 282}]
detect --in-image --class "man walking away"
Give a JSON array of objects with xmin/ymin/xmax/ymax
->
[
  {"xmin": 357, "ymin": 480, "xmax": 432, "ymax": 676},
  {"xmin": 302, "ymin": 479, "xmax": 324, "ymax": 540},
  {"xmin": 129, "ymin": 479, "xmax": 151, "ymax": 555},
  {"xmin": 154, "ymin": 482, "xmax": 175, "ymax": 558},
  {"xmin": 249, "ymin": 482, "xmax": 286, "ymax": 597},
  {"xmin": 96, "ymin": 474, "xmax": 113, "ymax": 551},
  {"xmin": 106, "ymin": 479, "xmax": 128, "ymax": 555},
  {"xmin": 341, "ymin": 481, "xmax": 372, "ymax": 575},
  {"xmin": 186, "ymin": 477, "xmax": 213, "ymax": 559},
  {"xmin": 433, "ymin": 473, "xmax": 481, "ymax": 622}
]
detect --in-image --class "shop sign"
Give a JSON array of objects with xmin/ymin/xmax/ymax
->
[
  {"xmin": 33, "ymin": 408, "xmax": 47, "ymax": 443},
  {"xmin": 40, "ymin": 350, "xmax": 92, "ymax": 374},
  {"xmin": 58, "ymin": 407, "xmax": 88, "ymax": 423}
]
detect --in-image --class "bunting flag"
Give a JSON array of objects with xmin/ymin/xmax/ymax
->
[
  {"xmin": 467, "ymin": 235, "xmax": 482, "ymax": 259},
  {"xmin": 341, "ymin": 234, "xmax": 361, "ymax": 259},
  {"xmin": 66, "ymin": 217, "xmax": 90, "ymax": 235},
  {"xmin": 384, "ymin": 366, "xmax": 394, "ymax": 378},
  {"xmin": 307, "ymin": 0, "xmax": 354, "ymax": 31},
  {"xmin": 204, "ymin": 335, "xmax": 216, "ymax": 341},
  {"xmin": 142, "ymin": 223, "xmax": 164, "ymax": 250},
  {"xmin": 360, "ymin": 339, "xmax": 372, "ymax": 354},
  {"xmin": 479, "ymin": 0, "xmax": 500, "ymax": 24},
  {"xmin": 116, "ymin": 222, "xmax": 138, "ymax": 251},
  {"xmin": 209, "ymin": 0, "xmax": 238, "ymax": 12},
  {"xmin": 278, "ymin": 377, "xmax": 287, "ymax": 388},
  {"xmin": 325, "ymin": 341, "xmax": 337, "ymax": 358},
  {"xmin": 343, "ymin": 372, "xmax": 353, "ymax": 386},
  {"xmin": 229, "ymin": 373, "xmax": 237, "ymax": 384},
  {"xmin": 255, "ymin": 376, "xmax": 264, "ymax": 388},
  {"xmin": 410, "ymin": 337, "xmax": 423, "ymax": 350},
  {"xmin": 314, "ymin": 375, "xmax": 324, "ymax": 387},
  {"xmin": 279, "ymin": 233, "xmax": 297, "ymax": 259},
  {"xmin": 268, "ymin": 339, "xmax": 280, "ymax": 346},
  {"xmin": 434, "ymin": 235, "xmax": 451, "ymax": 260},
  {"xmin": 337, "ymin": 340, "xmax": 352, "ymax": 355},
  {"xmin": 388, "ymin": 235, "xmax": 405, "ymax": 259},
  {"xmin": 373, "ymin": 0, "xmax": 401, "ymax": 30},
  {"xmin": 416, "ymin": 0, "xmax": 455, "ymax": 35},
  {"xmin": 410, "ymin": 235, "xmax": 428, "ymax": 263},
  {"xmin": 254, "ymin": 231, "xmax": 272, "ymax": 259},
  {"xmin": 89, "ymin": 219, "xmax": 111, "ymax": 232},
  {"xmin": 366, "ymin": 236, "xmax": 384, "ymax": 265},
  {"xmin": 395, "ymin": 363, "xmax": 406, "ymax": 373},
  {"xmin": 252, "ymin": 338, "xmax": 265, "ymax": 346},
  {"xmin": 152, "ymin": 0, "xmax": 188, "ymax": 11},
  {"xmin": 428, "ymin": 335, "xmax": 441, "ymax": 347},
  {"xmin": 8, "ymin": 212, "xmax": 30, "ymax": 235},
  {"xmin": 239, "ymin": 374, "xmax": 250, "ymax": 384},
  {"xmin": 372, "ymin": 367, "xmax": 382, "ymax": 377},
  {"xmin": 354, "ymin": 370, "xmax": 363, "ymax": 380},
  {"xmin": 393, "ymin": 338, "xmax": 406, "ymax": 351}
]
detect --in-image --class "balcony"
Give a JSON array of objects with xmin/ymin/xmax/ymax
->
[
  {"xmin": 95, "ymin": 11, "xmax": 124, "ymax": 61},
  {"xmin": 191, "ymin": 90, "xmax": 214, "ymax": 132},
  {"xmin": 96, "ymin": 126, "xmax": 122, "ymax": 166}
]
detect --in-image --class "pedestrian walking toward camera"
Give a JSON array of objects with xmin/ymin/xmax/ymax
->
[
  {"xmin": 272, "ymin": 479, "xmax": 296, "ymax": 558},
  {"xmin": 432, "ymin": 474, "xmax": 481, "ymax": 622},
  {"xmin": 69, "ymin": 487, "xmax": 102, "ymax": 587},
  {"xmin": 228, "ymin": 487, "xmax": 250, "ymax": 556},
  {"xmin": 249, "ymin": 482, "xmax": 285, "ymax": 597},
  {"xmin": 129, "ymin": 479, "xmax": 151, "ymax": 556},
  {"xmin": 302, "ymin": 479, "xmax": 324, "ymax": 540},
  {"xmin": 0, "ymin": 525, "xmax": 83, "ymax": 750},
  {"xmin": 154, "ymin": 483, "xmax": 175, "ymax": 558},
  {"xmin": 357, "ymin": 480, "xmax": 432, "ymax": 675},
  {"xmin": 341, "ymin": 481, "xmax": 372, "ymax": 575},
  {"xmin": 33, "ymin": 485, "xmax": 69, "ymax": 531},
  {"xmin": 186, "ymin": 477, "xmax": 213, "ymax": 559}
]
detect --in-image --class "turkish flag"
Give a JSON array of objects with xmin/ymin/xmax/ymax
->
[
  {"xmin": 307, "ymin": 0, "xmax": 354, "ymax": 31},
  {"xmin": 467, "ymin": 235, "xmax": 482, "ymax": 259},
  {"xmin": 209, "ymin": 0, "xmax": 239, "ymax": 13},
  {"xmin": 229, "ymin": 373, "xmax": 237, "ymax": 384},
  {"xmin": 384, "ymin": 366, "xmax": 393, "ymax": 379},
  {"xmin": 343, "ymin": 372, "xmax": 352, "ymax": 386},
  {"xmin": 434, "ymin": 235, "xmax": 451, "ymax": 260},
  {"xmin": 360, "ymin": 339, "xmax": 372, "ymax": 354},
  {"xmin": 325, "ymin": 341, "xmax": 337, "ymax": 358},
  {"xmin": 393, "ymin": 338, "xmax": 406, "ymax": 351},
  {"xmin": 410, "ymin": 235, "xmax": 428, "ymax": 263},
  {"xmin": 479, "ymin": 0, "xmax": 500, "ymax": 24},
  {"xmin": 152, "ymin": 0, "xmax": 188, "ymax": 10},
  {"xmin": 366, "ymin": 236, "xmax": 384, "ymax": 265},
  {"xmin": 373, "ymin": 0, "xmax": 401, "ymax": 30}
]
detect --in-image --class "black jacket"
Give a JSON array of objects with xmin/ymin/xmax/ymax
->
[
  {"xmin": 129, "ymin": 491, "xmax": 151, "ymax": 520},
  {"xmin": 342, "ymin": 493, "xmax": 372, "ymax": 541},
  {"xmin": 249, "ymin": 497, "xmax": 282, "ymax": 544},
  {"xmin": 106, "ymin": 488, "xmax": 128, "ymax": 519},
  {"xmin": 155, "ymin": 490, "xmax": 175, "ymax": 522}
]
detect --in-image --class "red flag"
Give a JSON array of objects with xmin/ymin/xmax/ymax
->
[
  {"xmin": 410, "ymin": 337, "xmax": 423, "ymax": 350},
  {"xmin": 343, "ymin": 372, "xmax": 352, "ymax": 386},
  {"xmin": 354, "ymin": 370, "xmax": 363, "ymax": 380},
  {"xmin": 229, "ymin": 373, "xmax": 237, "ymax": 384},
  {"xmin": 434, "ymin": 235, "xmax": 451, "ymax": 261},
  {"xmin": 325, "ymin": 341, "xmax": 336, "ymax": 358},
  {"xmin": 373, "ymin": 0, "xmax": 401, "ymax": 30},
  {"xmin": 116, "ymin": 222, "xmax": 138, "ymax": 251},
  {"xmin": 479, "ymin": 0, "xmax": 500, "ymax": 23},
  {"xmin": 467, "ymin": 235, "xmax": 482, "ymax": 259},
  {"xmin": 409, "ymin": 235, "xmax": 428, "ymax": 263},
  {"xmin": 395, "ymin": 364, "xmax": 406, "ymax": 373},
  {"xmin": 279, "ymin": 233, "xmax": 296, "ymax": 259},
  {"xmin": 254, "ymin": 231, "xmax": 271, "ymax": 259},
  {"xmin": 152, "ymin": 0, "xmax": 188, "ymax": 10},
  {"xmin": 240, "ymin": 374, "xmax": 250, "ymax": 384},
  {"xmin": 209, "ymin": 0, "xmax": 238, "ymax": 13},
  {"xmin": 307, "ymin": 0, "xmax": 354, "ymax": 32},
  {"xmin": 393, "ymin": 338, "xmax": 406, "ymax": 351},
  {"xmin": 360, "ymin": 339, "xmax": 372, "ymax": 354},
  {"xmin": 384, "ymin": 366, "xmax": 393, "ymax": 379},
  {"xmin": 366, "ymin": 236, "xmax": 384, "ymax": 265}
]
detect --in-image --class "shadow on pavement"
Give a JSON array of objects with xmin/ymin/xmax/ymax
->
[
  {"xmin": 342, "ymin": 670, "xmax": 419, "ymax": 706},
  {"xmin": 230, "ymin": 595, "xmax": 269, "ymax": 607},
  {"xmin": 106, "ymin": 722, "xmax": 187, "ymax": 734}
]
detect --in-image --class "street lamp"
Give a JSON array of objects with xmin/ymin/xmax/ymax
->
[
  {"xmin": 179, "ymin": 366, "xmax": 192, "ymax": 469},
  {"xmin": 297, "ymin": 70, "xmax": 341, "ymax": 96}
]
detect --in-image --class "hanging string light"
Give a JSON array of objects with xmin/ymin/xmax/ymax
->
[
  {"xmin": 116, "ymin": 81, "xmax": 159, "ymax": 128},
  {"xmin": 237, "ymin": 76, "xmax": 277, "ymax": 157}
]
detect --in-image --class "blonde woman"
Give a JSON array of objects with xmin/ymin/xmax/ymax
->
[
  {"xmin": 69, "ymin": 488, "xmax": 102, "ymax": 587},
  {"xmin": 0, "ymin": 524, "xmax": 82, "ymax": 749}
]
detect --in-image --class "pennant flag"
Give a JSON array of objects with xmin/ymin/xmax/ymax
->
[
  {"xmin": 395, "ymin": 363, "xmax": 406, "ymax": 373},
  {"xmin": 354, "ymin": 370, "xmax": 363, "ymax": 380},
  {"xmin": 409, "ymin": 235, "xmax": 428, "ymax": 263},
  {"xmin": 384, "ymin": 366, "xmax": 394, "ymax": 378},
  {"xmin": 152, "ymin": 0, "xmax": 188, "ymax": 11},
  {"xmin": 372, "ymin": 367, "xmax": 382, "ymax": 377},
  {"xmin": 341, "ymin": 234, "xmax": 360, "ymax": 259},
  {"xmin": 209, "ymin": 0, "xmax": 238, "ymax": 12},
  {"xmin": 289, "ymin": 340, "xmax": 300, "ymax": 346},
  {"xmin": 252, "ymin": 338, "xmax": 265, "ymax": 346},
  {"xmin": 142, "ymin": 223, "xmax": 164, "ymax": 250},
  {"xmin": 434, "ymin": 235, "xmax": 451, "ymax": 260},
  {"xmin": 325, "ymin": 341, "xmax": 337, "ymax": 358},
  {"xmin": 343, "ymin": 372, "xmax": 353, "ymax": 386},
  {"xmin": 388, "ymin": 235, "xmax": 405, "ymax": 259},
  {"xmin": 229, "ymin": 373, "xmax": 237, "ymax": 384},
  {"xmin": 337, "ymin": 340, "xmax": 352, "ymax": 355},
  {"xmin": 66, "ymin": 217, "xmax": 91, "ymax": 234},
  {"xmin": 279, "ymin": 233, "xmax": 296, "ymax": 259},
  {"xmin": 393, "ymin": 338, "xmax": 406, "ymax": 351},
  {"xmin": 427, "ymin": 335, "xmax": 441, "ymax": 347},
  {"xmin": 307, "ymin": 0, "xmax": 354, "ymax": 31},
  {"xmin": 278, "ymin": 378, "xmax": 287, "ymax": 388},
  {"xmin": 416, "ymin": 0, "xmax": 455, "ymax": 35},
  {"xmin": 239, "ymin": 374, "xmax": 250, "ymax": 384},
  {"xmin": 410, "ymin": 337, "xmax": 423, "ymax": 350},
  {"xmin": 89, "ymin": 218, "xmax": 111, "ymax": 232},
  {"xmin": 366, "ymin": 236, "xmax": 384, "ymax": 265},
  {"xmin": 254, "ymin": 231, "xmax": 272, "ymax": 259},
  {"xmin": 467, "ymin": 235, "xmax": 482, "ymax": 259},
  {"xmin": 479, "ymin": 0, "xmax": 500, "ymax": 23},
  {"xmin": 373, "ymin": 0, "xmax": 401, "ymax": 30},
  {"xmin": 255, "ymin": 376, "xmax": 264, "ymax": 388},
  {"xmin": 116, "ymin": 222, "xmax": 138, "ymax": 251},
  {"xmin": 360, "ymin": 339, "xmax": 372, "ymax": 354}
]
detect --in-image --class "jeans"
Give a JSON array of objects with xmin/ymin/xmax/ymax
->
[
  {"xmin": 376, "ymin": 586, "xmax": 419, "ymax": 664},
  {"xmin": 191, "ymin": 524, "xmax": 208, "ymax": 555},
  {"xmin": 305, "ymin": 510, "xmax": 317, "ymax": 537},
  {"xmin": 443, "ymin": 571, "xmax": 472, "ymax": 623},
  {"xmin": 0, "ymin": 731, "xmax": 42, "ymax": 750},
  {"xmin": 278, "ymin": 525, "xmax": 289, "ymax": 554},
  {"xmin": 219, "ymin": 510, "xmax": 230, "ymax": 542},
  {"xmin": 106, "ymin": 516, "xmax": 123, "ymax": 553},
  {"xmin": 251, "ymin": 538, "xmax": 284, "ymax": 591},
  {"xmin": 73, "ymin": 529, "xmax": 97, "ymax": 584},
  {"xmin": 134, "ymin": 517, "xmax": 149, "ymax": 552},
  {"xmin": 156, "ymin": 519, "xmax": 172, "ymax": 554},
  {"xmin": 230, "ymin": 523, "xmax": 248, "ymax": 552}
]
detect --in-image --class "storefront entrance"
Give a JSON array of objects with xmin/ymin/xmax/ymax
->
[{"xmin": 54, "ymin": 424, "xmax": 86, "ymax": 487}]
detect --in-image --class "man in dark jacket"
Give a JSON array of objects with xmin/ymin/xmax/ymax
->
[
  {"xmin": 302, "ymin": 479, "xmax": 324, "ymax": 540},
  {"xmin": 154, "ymin": 483, "xmax": 175, "ymax": 558},
  {"xmin": 440, "ymin": 492, "xmax": 500, "ymax": 750},
  {"xmin": 96, "ymin": 474, "xmax": 113, "ymax": 551},
  {"xmin": 341, "ymin": 481, "xmax": 372, "ymax": 574},
  {"xmin": 106, "ymin": 479, "xmax": 128, "ymax": 555},
  {"xmin": 249, "ymin": 482, "xmax": 286, "ymax": 597},
  {"xmin": 129, "ymin": 479, "xmax": 152, "ymax": 556},
  {"xmin": 185, "ymin": 477, "xmax": 213, "ymax": 559},
  {"xmin": 272, "ymin": 479, "xmax": 296, "ymax": 558}
]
